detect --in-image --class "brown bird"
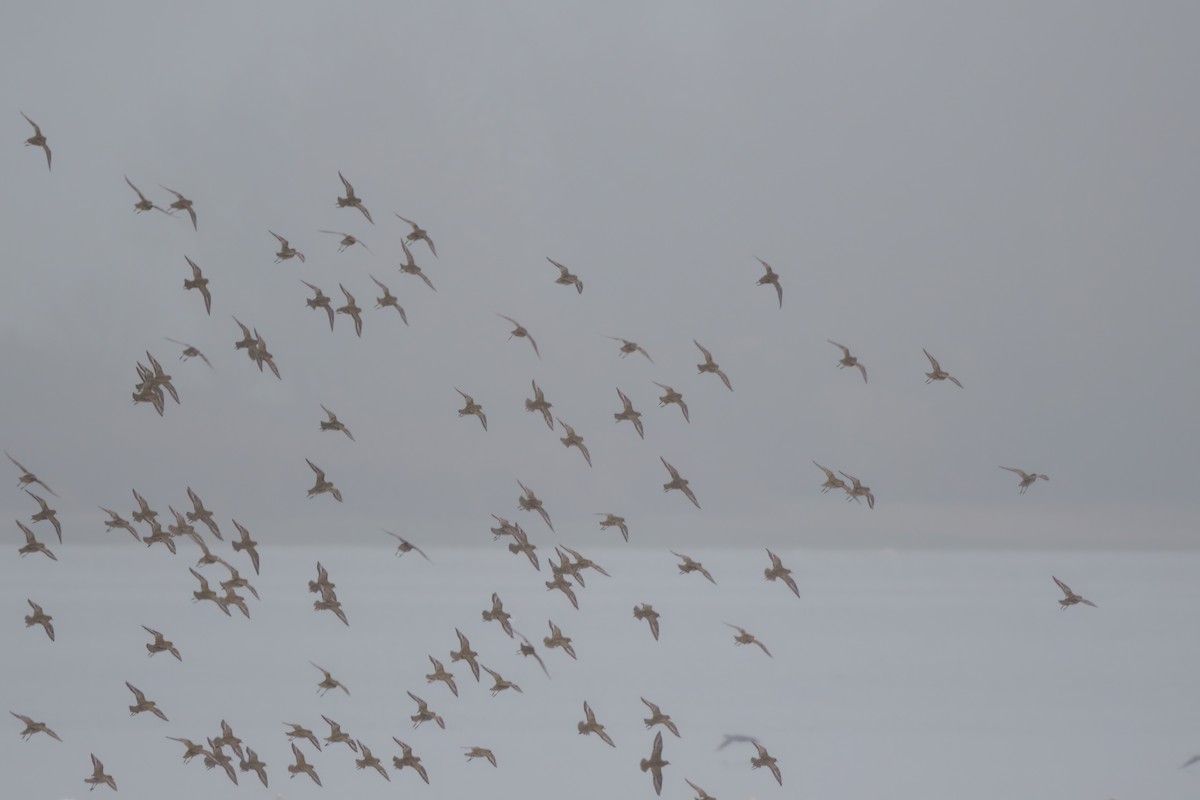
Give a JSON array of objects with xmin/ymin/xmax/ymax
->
[
  {"xmin": 84, "ymin": 753, "xmax": 117, "ymax": 791},
  {"xmin": 481, "ymin": 664, "xmax": 523, "ymax": 696},
  {"xmin": 319, "ymin": 405, "xmax": 355, "ymax": 441},
  {"xmin": 142, "ymin": 626, "xmax": 181, "ymax": 661},
  {"xmin": 336, "ymin": 172, "xmax": 374, "ymax": 223},
  {"xmin": 633, "ymin": 603, "xmax": 660, "ymax": 641},
  {"xmin": 370, "ymin": 275, "xmax": 408, "ymax": 324},
  {"xmin": 595, "ymin": 512, "xmax": 630, "ymax": 542},
  {"xmin": 724, "ymin": 623, "xmax": 772, "ymax": 657},
  {"xmin": 425, "ymin": 655, "xmax": 459, "ymax": 697},
  {"xmin": 671, "ymin": 551, "xmax": 716, "ymax": 584},
  {"xmin": 26, "ymin": 490, "xmax": 62, "ymax": 543},
  {"xmin": 694, "ymin": 340, "xmax": 733, "ymax": 391},
  {"xmin": 923, "ymin": 348, "xmax": 963, "ymax": 387},
  {"xmin": 167, "ymin": 736, "xmax": 206, "ymax": 763},
  {"xmin": 543, "ymin": 619, "xmax": 576, "ymax": 659},
  {"xmin": 183, "ymin": 256, "xmax": 212, "ymax": 315},
  {"xmin": 517, "ymin": 480, "xmax": 554, "ymax": 531},
  {"xmin": 652, "ymin": 382, "xmax": 690, "ymax": 422},
  {"xmin": 399, "ymin": 240, "xmax": 436, "ymax": 290},
  {"xmin": 686, "ymin": 778, "xmax": 718, "ymax": 800},
  {"xmin": 306, "ymin": 459, "xmax": 343, "ymax": 503},
  {"xmin": 239, "ymin": 747, "xmax": 269, "ymax": 787},
  {"xmin": 641, "ymin": 697, "xmax": 681, "ymax": 737},
  {"xmin": 660, "ymin": 458, "xmax": 700, "ymax": 509},
  {"xmin": 463, "ymin": 746, "xmax": 498, "ymax": 767},
  {"xmin": 497, "ymin": 314, "xmax": 541, "ymax": 359},
  {"xmin": 751, "ymin": 741, "xmax": 783, "ymax": 785},
  {"xmin": 230, "ymin": 519, "xmax": 260, "ymax": 575},
  {"xmin": 159, "ymin": 185, "xmax": 197, "ymax": 229},
  {"xmin": 640, "ymin": 730, "xmax": 668, "ymax": 795},
  {"xmin": 319, "ymin": 229, "xmax": 373, "ymax": 253},
  {"xmin": 578, "ymin": 701, "xmax": 615, "ymax": 747},
  {"xmin": 482, "ymin": 592, "xmax": 514, "ymax": 637},
  {"xmin": 407, "ymin": 691, "xmax": 446, "ymax": 729},
  {"xmin": 548, "ymin": 257, "xmax": 583, "ymax": 293},
  {"xmin": 1053, "ymin": 576, "xmax": 1098, "ymax": 610},
  {"xmin": 336, "ymin": 284, "xmax": 363, "ymax": 337},
  {"xmin": 828, "ymin": 340, "xmax": 867, "ymax": 383},
  {"xmin": 10, "ymin": 712, "xmax": 61, "ymax": 742},
  {"xmin": 310, "ymin": 662, "xmax": 350, "ymax": 696},
  {"xmin": 164, "ymin": 338, "xmax": 213, "ymax": 369},
  {"xmin": 391, "ymin": 738, "xmax": 430, "ymax": 784},
  {"xmin": 302, "ymin": 280, "xmax": 336, "ymax": 331},
  {"xmin": 450, "ymin": 628, "xmax": 482, "ymax": 682},
  {"xmin": 288, "ymin": 742, "xmax": 322, "ymax": 786},
  {"xmin": 605, "ymin": 336, "xmax": 653, "ymax": 363},
  {"xmin": 1000, "ymin": 466, "xmax": 1049, "ymax": 494},
  {"xmin": 764, "ymin": 549, "xmax": 801, "ymax": 599},
  {"xmin": 20, "ymin": 112, "xmax": 51, "ymax": 170},
  {"xmin": 355, "ymin": 740, "xmax": 390, "ymax": 780},
  {"xmin": 515, "ymin": 630, "xmax": 551, "ymax": 679},
  {"xmin": 5, "ymin": 452, "xmax": 57, "ymax": 497},
  {"xmin": 557, "ymin": 418, "xmax": 592, "ymax": 467},
  {"xmin": 753, "ymin": 256, "xmax": 783, "ymax": 308},
  {"xmin": 812, "ymin": 461, "xmax": 848, "ymax": 494},
  {"xmin": 839, "ymin": 471, "xmax": 875, "ymax": 509},
  {"xmin": 545, "ymin": 569, "xmax": 579, "ymax": 610},
  {"xmin": 524, "ymin": 380, "xmax": 554, "ymax": 430},
  {"xmin": 270, "ymin": 230, "xmax": 306, "ymax": 263},
  {"xmin": 125, "ymin": 682, "xmax": 168, "ymax": 721},
  {"xmin": 614, "ymin": 387, "xmax": 645, "ymax": 439},
  {"xmin": 456, "ymin": 389, "xmax": 487, "ymax": 430},
  {"xmin": 321, "ymin": 715, "xmax": 358, "ymax": 751},
  {"xmin": 284, "ymin": 722, "xmax": 322, "ymax": 751},
  {"xmin": 16, "ymin": 520, "xmax": 56, "ymax": 561},
  {"xmin": 185, "ymin": 487, "xmax": 221, "ymax": 539},
  {"xmin": 25, "ymin": 599, "xmax": 54, "ymax": 641},
  {"xmin": 124, "ymin": 176, "xmax": 168, "ymax": 213},
  {"xmin": 507, "ymin": 526, "xmax": 540, "ymax": 571},
  {"xmin": 395, "ymin": 213, "xmax": 436, "ymax": 256},
  {"xmin": 383, "ymin": 530, "xmax": 433, "ymax": 562}
]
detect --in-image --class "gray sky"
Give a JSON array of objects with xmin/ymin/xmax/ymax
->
[{"xmin": 2, "ymin": 1, "xmax": 1197, "ymax": 548}]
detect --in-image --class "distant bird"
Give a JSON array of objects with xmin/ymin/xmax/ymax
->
[
  {"xmin": 426, "ymin": 655, "xmax": 459, "ymax": 697},
  {"xmin": 508, "ymin": 526, "xmax": 541, "ymax": 571},
  {"xmin": 724, "ymin": 623, "xmax": 772, "ymax": 657},
  {"xmin": 189, "ymin": 568, "xmax": 231, "ymax": 615},
  {"xmin": 557, "ymin": 544, "xmax": 611, "ymax": 580},
  {"xmin": 319, "ymin": 405, "xmax": 355, "ymax": 441},
  {"xmin": 557, "ymin": 418, "xmax": 592, "ymax": 467},
  {"xmin": 652, "ymin": 382, "xmax": 690, "ymax": 422},
  {"xmin": 84, "ymin": 753, "xmax": 117, "ymax": 791},
  {"xmin": 130, "ymin": 488, "xmax": 159, "ymax": 525},
  {"xmin": 355, "ymin": 740, "xmax": 390, "ymax": 780},
  {"xmin": 923, "ymin": 348, "xmax": 963, "ymax": 387},
  {"xmin": 284, "ymin": 723, "xmax": 322, "ymax": 751},
  {"xmin": 125, "ymin": 682, "xmax": 168, "ymax": 721},
  {"xmin": 525, "ymin": 380, "xmax": 555, "ymax": 430},
  {"xmin": 230, "ymin": 519, "xmax": 260, "ymax": 575},
  {"xmin": 399, "ymin": 241, "xmax": 436, "ymax": 290},
  {"xmin": 370, "ymin": 275, "xmax": 408, "ymax": 324},
  {"xmin": 543, "ymin": 619, "xmax": 576, "ymax": 659},
  {"xmin": 640, "ymin": 730, "xmax": 668, "ymax": 796},
  {"xmin": 382, "ymin": 530, "xmax": 433, "ymax": 562},
  {"xmin": 753, "ymin": 257, "xmax": 783, "ymax": 307},
  {"xmin": 595, "ymin": 512, "xmax": 630, "ymax": 542},
  {"xmin": 812, "ymin": 461, "xmax": 848, "ymax": 494},
  {"xmin": 336, "ymin": 284, "xmax": 363, "ymax": 337},
  {"xmin": 548, "ymin": 257, "xmax": 583, "ymax": 293},
  {"xmin": 239, "ymin": 747, "xmax": 269, "ymax": 788},
  {"xmin": 633, "ymin": 603, "xmax": 660, "ymax": 641},
  {"xmin": 1000, "ymin": 466, "xmax": 1049, "ymax": 494},
  {"xmin": 686, "ymin": 778, "xmax": 717, "ymax": 800},
  {"xmin": 321, "ymin": 715, "xmax": 357, "ymax": 751},
  {"xmin": 751, "ymin": 741, "xmax": 783, "ymax": 785},
  {"xmin": 497, "ymin": 314, "xmax": 541, "ymax": 359},
  {"xmin": 515, "ymin": 631, "xmax": 551, "ymax": 679},
  {"xmin": 827, "ymin": 340, "xmax": 867, "ymax": 383},
  {"xmin": 671, "ymin": 551, "xmax": 716, "ymax": 584},
  {"xmin": 395, "ymin": 214, "xmax": 437, "ymax": 256},
  {"xmin": 20, "ymin": 112, "xmax": 51, "ymax": 170},
  {"xmin": 25, "ymin": 491, "xmax": 61, "ymax": 543},
  {"xmin": 450, "ymin": 628, "xmax": 482, "ymax": 682},
  {"xmin": 517, "ymin": 480, "xmax": 554, "ymax": 531},
  {"xmin": 336, "ymin": 172, "xmax": 374, "ymax": 223},
  {"xmin": 99, "ymin": 508, "xmax": 139, "ymax": 541},
  {"xmin": 578, "ymin": 701, "xmax": 615, "ymax": 747},
  {"xmin": 16, "ymin": 520, "xmax": 56, "ymax": 561},
  {"xmin": 482, "ymin": 593, "xmax": 514, "ymax": 637},
  {"xmin": 251, "ymin": 328, "xmax": 281, "ymax": 380},
  {"xmin": 124, "ymin": 176, "xmax": 168, "ymax": 213},
  {"xmin": 310, "ymin": 662, "xmax": 350, "ymax": 696},
  {"xmin": 185, "ymin": 487, "xmax": 221, "ymax": 539},
  {"xmin": 407, "ymin": 691, "xmax": 446, "ymax": 729},
  {"xmin": 839, "ymin": 471, "xmax": 875, "ymax": 509},
  {"xmin": 5, "ymin": 452, "xmax": 57, "ymax": 497},
  {"xmin": 1053, "ymin": 576, "xmax": 1097, "ymax": 610},
  {"xmin": 166, "ymin": 736, "xmax": 206, "ymax": 763},
  {"xmin": 456, "ymin": 389, "xmax": 487, "ymax": 431},
  {"xmin": 605, "ymin": 336, "xmax": 653, "ymax": 363},
  {"xmin": 141, "ymin": 626, "xmax": 181, "ymax": 661},
  {"xmin": 764, "ymin": 549, "xmax": 801, "ymax": 599},
  {"xmin": 10, "ymin": 712, "xmax": 61, "ymax": 742},
  {"xmin": 544, "ymin": 569, "xmax": 579, "ymax": 610},
  {"xmin": 391, "ymin": 738, "xmax": 430, "ymax": 784},
  {"xmin": 183, "ymin": 256, "xmax": 212, "ymax": 315},
  {"xmin": 694, "ymin": 340, "xmax": 732, "ymax": 391},
  {"xmin": 319, "ymin": 229, "xmax": 372, "ymax": 253},
  {"xmin": 164, "ymin": 338, "xmax": 213, "ymax": 369},
  {"xmin": 287, "ymin": 742, "xmax": 322, "ymax": 786},
  {"xmin": 641, "ymin": 697, "xmax": 681, "ymax": 738},
  {"xmin": 302, "ymin": 280, "xmax": 336, "ymax": 331},
  {"xmin": 614, "ymin": 388, "xmax": 645, "ymax": 439},
  {"xmin": 305, "ymin": 459, "xmax": 343, "ymax": 503},
  {"xmin": 481, "ymin": 664, "xmax": 523, "ymax": 696},
  {"xmin": 270, "ymin": 230, "xmax": 306, "ymax": 263},
  {"xmin": 463, "ymin": 746, "xmax": 497, "ymax": 767},
  {"xmin": 660, "ymin": 458, "xmax": 700, "ymax": 509},
  {"xmin": 717, "ymin": 734, "xmax": 760, "ymax": 751},
  {"xmin": 159, "ymin": 185, "xmax": 197, "ymax": 229}
]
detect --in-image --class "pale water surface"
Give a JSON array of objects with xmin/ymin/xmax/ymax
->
[{"xmin": 3, "ymin": 545, "xmax": 1197, "ymax": 799}]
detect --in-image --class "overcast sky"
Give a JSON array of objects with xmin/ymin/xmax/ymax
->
[{"xmin": 2, "ymin": 1, "xmax": 1197, "ymax": 548}]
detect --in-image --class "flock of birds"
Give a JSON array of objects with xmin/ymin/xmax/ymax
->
[{"xmin": 11, "ymin": 110, "xmax": 1109, "ymax": 797}]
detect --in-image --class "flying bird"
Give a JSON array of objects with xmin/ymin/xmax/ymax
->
[
  {"xmin": 321, "ymin": 715, "xmax": 357, "ymax": 751},
  {"xmin": 230, "ymin": 520, "xmax": 260, "ymax": 575},
  {"xmin": 456, "ymin": 389, "xmax": 487, "ymax": 431},
  {"xmin": 694, "ymin": 340, "xmax": 732, "ymax": 391},
  {"xmin": 26, "ymin": 491, "xmax": 62, "ymax": 543},
  {"xmin": 605, "ymin": 336, "xmax": 653, "ymax": 363},
  {"xmin": 641, "ymin": 697, "xmax": 681, "ymax": 738},
  {"xmin": 827, "ymin": 340, "xmax": 867, "ymax": 383},
  {"xmin": 336, "ymin": 172, "xmax": 374, "ymax": 223},
  {"xmin": 1053, "ymin": 576, "xmax": 1097, "ymax": 610},
  {"xmin": 10, "ymin": 712, "xmax": 61, "ymax": 742},
  {"xmin": 578, "ymin": 701, "xmax": 615, "ymax": 747},
  {"xmin": 336, "ymin": 284, "xmax": 363, "ymax": 337},
  {"xmin": 724, "ymin": 623, "xmax": 772, "ymax": 657},
  {"xmin": 395, "ymin": 214, "xmax": 437, "ymax": 256},
  {"xmin": 383, "ymin": 530, "xmax": 433, "ymax": 562},
  {"xmin": 124, "ymin": 177, "xmax": 168, "ymax": 213},
  {"xmin": 305, "ymin": 459, "xmax": 343, "ymax": 502},
  {"xmin": 543, "ymin": 619, "xmax": 576, "ymax": 659},
  {"xmin": 20, "ymin": 112, "xmax": 51, "ymax": 170},
  {"xmin": 407, "ymin": 691, "xmax": 446, "ymax": 728},
  {"xmin": 84, "ymin": 753, "xmax": 117, "ymax": 792},
  {"xmin": 5, "ymin": 452, "xmax": 57, "ymax": 497},
  {"xmin": 270, "ymin": 230, "xmax": 306, "ymax": 263},
  {"xmin": 319, "ymin": 405, "xmax": 355, "ymax": 441},
  {"xmin": 548, "ymin": 257, "xmax": 583, "ymax": 293},
  {"xmin": 595, "ymin": 512, "xmax": 630, "ymax": 542},
  {"xmin": 839, "ymin": 471, "xmax": 875, "ymax": 509},
  {"xmin": 391, "ymin": 738, "xmax": 430, "ymax": 784},
  {"xmin": 751, "ymin": 741, "xmax": 783, "ymax": 785},
  {"xmin": 159, "ymin": 185, "xmax": 197, "ymax": 229},
  {"xmin": 141, "ymin": 626, "xmax": 181, "ymax": 661},
  {"xmin": 640, "ymin": 730, "xmax": 668, "ymax": 795},
  {"xmin": 923, "ymin": 348, "xmax": 963, "ymax": 387},
  {"xmin": 753, "ymin": 256, "xmax": 783, "ymax": 307},
  {"xmin": 450, "ymin": 628, "xmax": 482, "ymax": 682},
  {"xmin": 355, "ymin": 741, "xmax": 390, "ymax": 780},
  {"xmin": 764, "ymin": 549, "xmax": 801, "ymax": 598},
  {"xmin": 482, "ymin": 593, "xmax": 514, "ymax": 637},
  {"xmin": 660, "ymin": 458, "xmax": 700, "ymax": 509},
  {"xmin": 633, "ymin": 603, "xmax": 660, "ymax": 641},
  {"xmin": 671, "ymin": 551, "xmax": 716, "ymax": 584},
  {"xmin": 463, "ymin": 746, "xmax": 497, "ymax": 767},
  {"xmin": 515, "ymin": 630, "xmax": 551, "ymax": 679},
  {"xmin": 652, "ymin": 382, "xmax": 690, "ymax": 422},
  {"xmin": 425, "ymin": 655, "xmax": 458, "ymax": 697},
  {"xmin": 517, "ymin": 480, "xmax": 554, "ymax": 531},
  {"xmin": 164, "ymin": 338, "xmax": 213, "ymax": 368},
  {"xmin": 557, "ymin": 418, "xmax": 592, "ymax": 467},
  {"xmin": 125, "ymin": 682, "xmax": 168, "ymax": 721},
  {"xmin": 16, "ymin": 520, "xmax": 56, "ymax": 561},
  {"xmin": 524, "ymin": 380, "xmax": 554, "ymax": 430},
  {"xmin": 614, "ymin": 388, "xmax": 645, "ymax": 439},
  {"xmin": 287, "ymin": 742, "xmax": 322, "ymax": 786},
  {"xmin": 311, "ymin": 662, "xmax": 350, "ymax": 696},
  {"xmin": 1000, "ymin": 466, "xmax": 1049, "ymax": 494},
  {"xmin": 685, "ymin": 778, "xmax": 717, "ymax": 800},
  {"xmin": 812, "ymin": 461, "xmax": 848, "ymax": 494},
  {"xmin": 183, "ymin": 256, "xmax": 212, "ymax": 314},
  {"xmin": 370, "ymin": 275, "xmax": 408, "ymax": 324},
  {"xmin": 319, "ymin": 229, "xmax": 372, "ymax": 253},
  {"xmin": 302, "ymin": 281, "xmax": 336, "ymax": 331},
  {"xmin": 497, "ymin": 314, "xmax": 541, "ymax": 359}
]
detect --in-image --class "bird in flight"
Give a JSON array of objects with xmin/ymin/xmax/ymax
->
[
  {"xmin": 753, "ymin": 256, "xmax": 783, "ymax": 308},
  {"xmin": 20, "ymin": 112, "xmax": 51, "ymax": 170},
  {"xmin": 923, "ymin": 348, "xmax": 963, "ymax": 387},
  {"xmin": 1053, "ymin": 576, "xmax": 1097, "ymax": 610},
  {"xmin": 1000, "ymin": 466, "xmax": 1049, "ymax": 494},
  {"xmin": 336, "ymin": 172, "xmax": 374, "ymax": 223},
  {"xmin": 827, "ymin": 340, "xmax": 867, "ymax": 383}
]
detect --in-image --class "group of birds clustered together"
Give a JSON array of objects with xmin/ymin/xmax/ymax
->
[{"xmin": 12, "ymin": 111, "xmax": 1097, "ymax": 797}]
